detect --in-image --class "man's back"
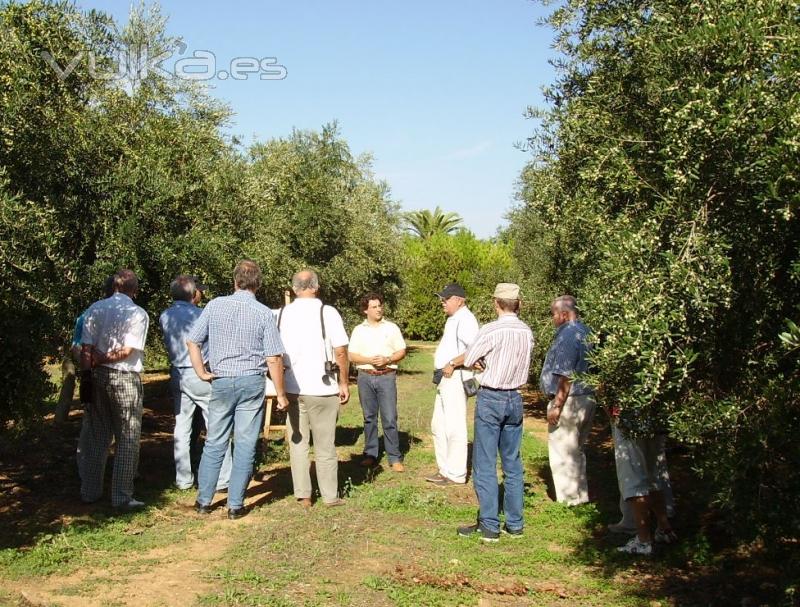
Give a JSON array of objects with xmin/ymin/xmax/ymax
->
[
  {"xmin": 189, "ymin": 290, "xmax": 281, "ymax": 377},
  {"xmin": 160, "ymin": 301, "xmax": 203, "ymax": 367},
  {"xmin": 468, "ymin": 314, "xmax": 534, "ymax": 389},
  {"xmin": 279, "ymin": 298, "xmax": 348, "ymax": 396},
  {"xmin": 83, "ymin": 293, "xmax": 149, "ymax": 372}
]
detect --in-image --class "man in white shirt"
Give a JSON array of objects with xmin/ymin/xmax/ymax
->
[
  {"xmin": 427, "ymin": 283, "xmax": 479, "ymax": 486},
  {"xmin": 80, "ymin": 269, "xmax": 149, "ymax": 509},
  {"xmin": 279, "ymin": 269, "xmax": 350, "ymax": 507},
  {"xmin": 348, "ymin": 292, "xmax": 407, "ymax": 472}
]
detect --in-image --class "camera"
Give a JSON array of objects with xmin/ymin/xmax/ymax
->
[{"xmin": 324, "ymin": 360, "xmax": 339, "ymax": 376}]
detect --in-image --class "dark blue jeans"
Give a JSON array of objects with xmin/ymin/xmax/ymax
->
[
  {"xmin": 357, "ymin": 371, "xmax": 402, "ymax": 463},
  {"xmin": 472, "ymin": 388, "xmax": 524, "ymax": 533}
]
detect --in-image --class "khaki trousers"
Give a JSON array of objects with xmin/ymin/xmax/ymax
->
[
  {"xmin": 286, "ymin": 393, "xmax": 340, "ymax": 503},
  {"xmin": 547, "ymin": 394, "xmax": 596, "ymax": 505}
]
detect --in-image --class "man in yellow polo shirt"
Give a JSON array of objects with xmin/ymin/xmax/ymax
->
[{"xmin": 348, "ymin": 292, "xmax": 407, "ymax": 471}]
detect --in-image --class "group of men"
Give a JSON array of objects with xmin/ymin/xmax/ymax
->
[{"xmin": 75, "ymin": 261, "xmax": 674, "ymax": 554}]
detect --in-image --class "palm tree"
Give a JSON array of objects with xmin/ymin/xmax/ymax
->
[{"xmin": 402, "ymin": 206, "xmax": 464, "ymax": 239}]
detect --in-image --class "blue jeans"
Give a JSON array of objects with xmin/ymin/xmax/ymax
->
[
  {"xmin": 170, "ymin": 367, "xmax": 232, "ymax": 491},
  {"xmin": 357, "ymin": 371, "xmax": 402, "ymax": 463},
  {"xmin": 197, "ymin": 375, "xmax": 265, "ymax": 510},
  {"xmin": 472, "ymin": 388, "xmax": 524, "ymax": 533}
]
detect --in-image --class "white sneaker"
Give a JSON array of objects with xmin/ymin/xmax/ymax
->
[
  {"xmin": 116, "ymin": 498, "xmax": 145, "ymax": 511},
  {"xmin": 617, "ymin": 537, "xmax": 652, "ymax": 555},
  {"xmin": 608, "ymin": 521, "xmax": 637, "ymax": 535}
]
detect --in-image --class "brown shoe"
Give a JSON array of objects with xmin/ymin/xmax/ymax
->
[
  {"xmin": 360, "ymin": 455, "xmax": 377, "ymax": 467},
  {"xmin": 425, "ymin": 472, "xmax": 445, "ymax": 483},
  {"xmin": 390, "ymin": 462, "xmax": 405, "ymax": 472},
  {"xmin": 431, "ymin": 477, "xmax": 456, "ymax": 487},
  {"xmin": 324, "ymin": 498, "xmax": 345, "ymax": 507},
  {"xmin": 297, "ymin": 497, "xmax": 312, "ymax": 508}
]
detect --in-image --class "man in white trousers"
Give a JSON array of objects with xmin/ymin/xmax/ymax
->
[{"xmin": 426, "ymin": 283, "xmax": 479, "ymax": 487}]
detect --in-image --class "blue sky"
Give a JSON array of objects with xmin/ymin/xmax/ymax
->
[{"xmin": 83, "ymin": 1, "xmax": 557, "ymax": 238}]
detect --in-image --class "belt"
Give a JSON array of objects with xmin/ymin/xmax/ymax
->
[
  {"xmin": 359, "ymin": 368, "xmax": 396, "ymax": 376},
  {"xmin": 480, "ymin": 386, "xmax": 518, "ymax": 392}
]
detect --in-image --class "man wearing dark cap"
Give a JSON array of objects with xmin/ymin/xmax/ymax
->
[
  {"xmin": 456, "ymin": 283, "xmax": 534, "ymax": 542},
  {"xmin": 426, "ymin": 283, "xmax": 479, "ymax": 486}
]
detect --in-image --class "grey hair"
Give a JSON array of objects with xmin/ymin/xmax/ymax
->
[
  {"xmin": 292, "ymin": 269, "xmax": 320, "ymax": 293},
  {"xmin": 552, "ymin": 295, "xmax": 578, "ymax": 313},
  {"xmin": 170, "ymin": 274, "xmax": 196, "ymax": 302}
]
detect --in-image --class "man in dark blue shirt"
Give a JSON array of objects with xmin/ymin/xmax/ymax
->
[{"xmin": 540, "ymin": 295, "xmax": 596, "ymax": 506}]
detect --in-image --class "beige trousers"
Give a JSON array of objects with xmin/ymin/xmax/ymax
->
[
  {"xmin": 547, "ymin": 394, "xmax": 596, "ymax": 505},
  {"xmin": 286, "ymin": 393, "xmax": 340, "ymax": 503}
]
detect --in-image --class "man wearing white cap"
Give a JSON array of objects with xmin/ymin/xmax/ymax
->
[
  {"xmin": 426, "ymin": 283, "xmax": 479, "ymax": 486},
  {"xmin": 456, "ymin": 283, "xmax": 534, "ymax": 542}
]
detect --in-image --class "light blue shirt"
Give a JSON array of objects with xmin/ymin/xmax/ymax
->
[
  {"xmin": 71, "ymin": 312, "xmax": 86, "ymax": 348},
  {"xmin": 188, "ymin": 290, "xmax": 285, "ymax": 377},
  {"xmin": 539, "ymin": 320, "xmax": 594, "ymax": 397},
  {"xmin": 160, "ymin": 300, "xmax": 205, "ymax": 368}
]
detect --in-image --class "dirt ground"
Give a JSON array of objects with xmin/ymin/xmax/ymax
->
[{"xmin": 1, "ymin": 372, "xmax": 796, "ymax": 607}]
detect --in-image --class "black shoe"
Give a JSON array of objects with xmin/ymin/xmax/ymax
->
[
  {"xmin": 194, "ymin": 501, "xmax": 212, "ymax": 515},
  {"xmin": 228, "ymin": 507, "xmax": 247, "ymax": 520},
  {"xmin": 457, "ymin": 522, "xmax": 499, "ymax": 543},
  {"xmin": 502, "ymin": 524, "xmax": 524, "ymax": 538}
]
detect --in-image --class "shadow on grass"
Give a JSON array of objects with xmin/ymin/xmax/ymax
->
[{"xmin": 520, "ymin": 390, "xmax": 797, "ymax": 606}]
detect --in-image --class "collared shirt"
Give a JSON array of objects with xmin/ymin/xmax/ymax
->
[
  {"xmin": 82, "ymin": 293, "xmax": 149, "ymax": 373},
  {"xmin": 349, "ymin": 319, "xmax": 406, "ymax": 370},
  {"xmin": 278, "ymin": 298, "xmax": 349, "ymax": 396},
  {"xmin": 464, "ymin": 313, "xmax": 534, "ymax": 390},
  {"xmin": 539, "ymin": 320, "xmax": 594, "ymax": 398},
  {"xmin": 433, "ymin": 306, "xmax": 480, "ymax": 369},
  {"xmin": 160, "ymin": 300, "xmax": 206, "ymax": 368},
  {"xmin": 188, "ymin": 290, "xmax": 285, "ymax": 378}
]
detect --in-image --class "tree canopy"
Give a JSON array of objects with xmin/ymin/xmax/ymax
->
[{"xmin": 509, "ymin": 0, "xmax": 800, "ymax": 542}]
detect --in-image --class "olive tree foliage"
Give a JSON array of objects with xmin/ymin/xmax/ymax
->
[
  {"xmin": 395, "ymin": 231, "xmax": 522, "ymax": 340},
  {"xmin": 0, "ymin": 1, "xmax": 249, "ymax": 428},
  {"xmin": 509, "ymin": 0, "xmax": 800, "ymax": 540},
  {"xmin": 241, "ymin": 124, "xmax": 403, "ymax": 328}
]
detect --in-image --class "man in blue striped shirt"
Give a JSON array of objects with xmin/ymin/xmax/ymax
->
[
  {"xmin": 188, "ymin": 260, "xmax": 287, "ymax": 519},
  {"xmin": 540, "ymin": 295, "xmax": 596, "ymax": 506},
  {"xmin": 456, "ymin": 283, "xmax": 534, "ymax": 542}
]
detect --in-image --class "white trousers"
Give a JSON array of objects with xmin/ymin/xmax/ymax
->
[
  {"xmin": 431, "ymin": 374, "xmax": 468, "ymax": 483},
  {"xmin": 547, "ymin": 394, "xmax": 596, "ymax": 505}
]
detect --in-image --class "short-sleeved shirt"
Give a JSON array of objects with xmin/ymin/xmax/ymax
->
[
  {"xmin": 71, "ymin": 312, "xmax": 86, "ymax": 348},
  {"xmin": 278, "ymin": 298, "xmax": 349, "ymax": 396},
  {"xmin": 82, "ymin": 293, "xmax": 150, "ymax": 373},
  {"xmin": 464, "ymin": 313, "xmax": 534, "ymax": 389},
  {"xmin": 433, "ymin": 306, "xmax": 480, "ymax": 369},
  {"xmin": 188, "ymin": 290, "xmax": 285, "ymax": 377},
  {"xmin": 349, "ymin": 319, "xmax": 406, "ymax": 370},
  {"xmin": 160, "ymin": 300, "xmax": 206, "ymax": 368},
  {"xmin": 539, "ymin": 320, "xmax": 594, "ymax": 398}
]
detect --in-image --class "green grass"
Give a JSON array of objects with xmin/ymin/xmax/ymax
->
[{"xmin": 0, "ymin": 344, "xmax": 705, "ymax": 606}]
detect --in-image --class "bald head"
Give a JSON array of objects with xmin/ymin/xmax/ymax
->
[{"xmin": 292, "ymin": 269, "xmax": 320, "ymax": 297}]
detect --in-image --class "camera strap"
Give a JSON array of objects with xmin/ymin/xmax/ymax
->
[
  {"xmin": 275, "ymin": 303, "xmax": 332, "ymax": 369},
  {"xmin": 320, "ymin": 302, "xmax": 331, "ymax": 363}
]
